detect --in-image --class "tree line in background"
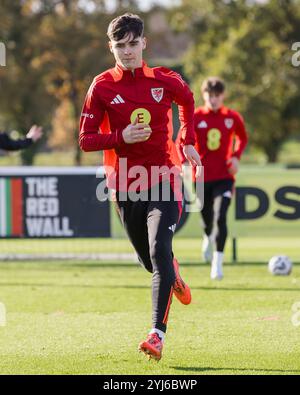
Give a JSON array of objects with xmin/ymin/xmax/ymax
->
[{"xmin": 0, "ymin": 0, "xmax": 299, "ymax": 165}]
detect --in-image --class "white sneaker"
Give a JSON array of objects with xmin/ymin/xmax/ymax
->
[
  {"xmin": 210, "ymin": 252, "xmax": 224, "ymax": 280},
  {"xmin": 202, "ymin": 234, "xmax": 213, "ymax": 262}
]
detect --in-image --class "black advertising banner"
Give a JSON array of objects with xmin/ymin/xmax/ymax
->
[{"xmin": 0, "ymin": 167, "xmax": 110, "ymax": 238}]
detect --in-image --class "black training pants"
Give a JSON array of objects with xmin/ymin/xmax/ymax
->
[
  {"xmin": 115, "ymin": 181, "xmax": 182, "ymax": 333},
  {"xmin": 198, "ymin": 178, "xmax": 234, "ymax": 252}
]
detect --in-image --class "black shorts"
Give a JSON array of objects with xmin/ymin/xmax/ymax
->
[{"xmin": 203, "ymin": 178, "xmax": 234, "ymax": 201}]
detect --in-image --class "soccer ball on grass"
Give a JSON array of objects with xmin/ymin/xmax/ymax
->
[{"xmin": 268, "ymin": 255, "xmax": 292, "ymax": 275}]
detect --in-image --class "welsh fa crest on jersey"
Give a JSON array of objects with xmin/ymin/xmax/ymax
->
[
  {"xmin": 225, "ymin": 118, "xmax": 234, "ymax": 129},
  {"xmin": 151, "ymin": 88, "xmax": 164, "ymax": 103}
]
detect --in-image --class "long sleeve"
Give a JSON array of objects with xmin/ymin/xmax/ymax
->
[
  {"xmin": 0, "ymin": 132, "xmax": 32, "ymax": 151},
  {"xmin": 173, "ymin": 75, "xmax": 196, "ymax": 147},
  {"xmin": 79, "ymin": 79, "xmax": 124, "ymax": 152},
  {"xmin": 175, "ymin": 129, "xmax": 188, "ymax": 164},
  {"xmin": 232, "ymin": 112, "xmax": 248, "ymax": 159}
]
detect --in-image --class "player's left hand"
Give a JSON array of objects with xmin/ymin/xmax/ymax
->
[
  {"xmin": 227, "ymin": 156, "xmax": 239, "ymax": 175},
  {"xmin": 183, "ymin": 145, "xmax": 202, "ymax": 178}
]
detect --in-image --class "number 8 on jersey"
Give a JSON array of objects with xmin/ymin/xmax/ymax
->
[{"xmin": 207, "ymin": 128, "xmax": 221, "ymax": 151}]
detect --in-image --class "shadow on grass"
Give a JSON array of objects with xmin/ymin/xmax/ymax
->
[
  {"xmin": 70, "ymin": 262, "xmax": 300, "ymax": 268},
  {"xmin": 0, "ymin": 282, "xmax": 299, "ymax": 292},
  {"xmin": 61, "ymin": 262, "xmax": 300, "ymax": 273},
  {"xmin": 1, "ymin": 262, "xmax": 299, "ymax": 270},
  {"xmin": 171, "ymin": 366, "xmax": 300, "ymax": 374},
  {"xmin": 0, "ymin": 282, "xmax": 150, "ymax": 289}
]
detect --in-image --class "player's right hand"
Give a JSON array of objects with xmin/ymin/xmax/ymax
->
[
  {"xmin": 183, "ymin": 145, "xmax": 202, "ymax": 178},
  {"xmin": 122, "ymin": 118, "xmax": 152, "ymax": 144},
  {"xmin": 26, "ymin": 125, "xmax": 43, "ymax": 142}
]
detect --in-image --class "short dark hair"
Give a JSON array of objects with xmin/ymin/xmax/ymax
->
[
  {"xmin": 107, "ymin": 13, "xmax": 144, "ymax": 41},
  {"xmin": 201, "ymin": 77, "xmax": 225, "ymax": 94}
]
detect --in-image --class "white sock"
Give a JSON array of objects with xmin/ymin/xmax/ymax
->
[
  {"xmin": 202, "ymin": 234, "xmax": 214, "ymax": 262},
  {"xmin": 149, "ymin": 328, "xmax": 165, "ymax": 342},
  {"xmin": 211, "ymin": 251, "xmax": 224, "ymax": 280},
  {"xmin": 203, "ymin": 234, "xmax": 214, "ymax": 246},
  {"xmin": 212, "ymin": 251, "xmax": 224, "ymax": 266}
]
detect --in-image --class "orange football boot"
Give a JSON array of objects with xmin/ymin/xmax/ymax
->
[
  {"xmin": 138, "ymin": 333, "xmax": 163, "ymax": 361},
  {"xmin": 173, "ymin": 257, "xmax": 192, "ymax": 305}
]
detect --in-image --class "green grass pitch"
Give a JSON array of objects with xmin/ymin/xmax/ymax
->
[{"xmin": 0, "ymin": 238, "xmax": 299, "ymax": 375}]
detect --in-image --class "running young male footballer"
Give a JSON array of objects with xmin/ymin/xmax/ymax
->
[
  {"xmin": 177, "ymin": 77, "xmax": 248, "ymax": 280},
  {"xmin": 79, "ymin": 13, "xmax": 201, "ymax": 361}
]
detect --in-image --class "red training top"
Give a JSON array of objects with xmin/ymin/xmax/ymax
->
[
  {"xmin": 177, "ymin": 105, "xmax": 248, "ymax": 182},
  {"xmin": 79, "ymin": 62, "xmax": 195, "ymax": 190}
]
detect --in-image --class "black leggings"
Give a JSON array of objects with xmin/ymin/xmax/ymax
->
[
  {"xmin": 198, "ymin": 179, "xmax": 234, "ymax": 252},
  {"xmin": 115, "ymin": 182, "xmax": 182, "ymax": 333}
]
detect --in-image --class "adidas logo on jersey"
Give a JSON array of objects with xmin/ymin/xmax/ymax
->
[
  {"xmin": 198, "ymin": 120, "xmax": 208, "ymax": 128},
  {"xmin": 168, "ymin": 224, "xmax": 177, "ymax": 233},
  {"xmin": 111, "ymin": 94, "xmax": 125, "ymax": 104}
]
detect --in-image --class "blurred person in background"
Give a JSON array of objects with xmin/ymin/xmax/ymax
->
[{"xmin": 0, "ymin": 125, "xmax": 43, "ymax": 151}]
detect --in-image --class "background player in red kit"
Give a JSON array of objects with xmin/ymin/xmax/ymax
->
[
  {"xmin": 177, "ymin": 77, "xmax": 248, "ymax": 280},
  {"xmin": 79, "ymin": 13, "xmax": 201, "ymax": 361}
]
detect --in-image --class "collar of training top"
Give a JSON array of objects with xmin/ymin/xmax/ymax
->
[
  {"xmin": 202, "ymin": 105, "xmax": 229, "ymax": 115},
  {"xmin": 110, "ymin": 61, "xmax": 155, "ymax": 82}
]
